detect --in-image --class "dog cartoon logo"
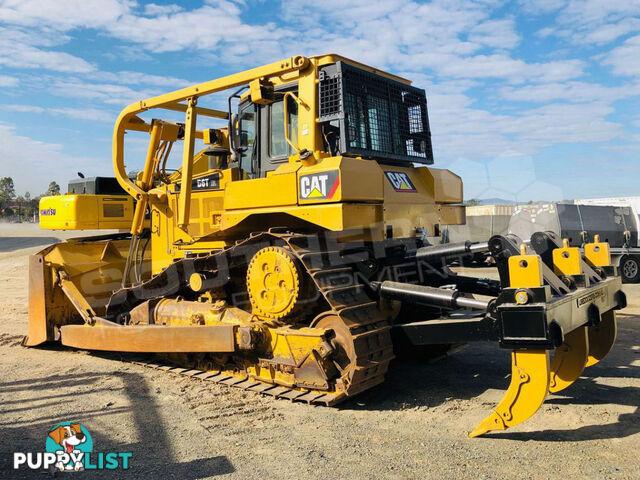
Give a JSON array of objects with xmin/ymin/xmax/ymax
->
[
  {"xmin": 46, "ymin": 422, "xmax": 93, "ymax": 471},
  {"xmin": 14, "ymin": 422, "xmax": 131, "ymax": 472}
]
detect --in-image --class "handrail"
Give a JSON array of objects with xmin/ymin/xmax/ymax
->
[
  {"xmin": 283, "ymin": 91, "xmax": 309, "ymax": 155},
  {"xmin": 112, "ymin": 56, "xmax": 309, "ymax": 202}
]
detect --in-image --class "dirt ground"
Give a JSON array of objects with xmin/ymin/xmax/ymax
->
[{"xmin": 1, "ymin": 223, "xmax": 639, "ymax": 479}]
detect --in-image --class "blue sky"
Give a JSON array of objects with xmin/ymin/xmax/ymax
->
[{"xmin": 1, "ymin": 0, "xmax": 639, "ymax": 202}]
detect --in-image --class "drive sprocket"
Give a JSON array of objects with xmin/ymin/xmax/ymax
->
[{"xmin": 246, "ymin": 246, "xmax": 303, "ymax": 319}]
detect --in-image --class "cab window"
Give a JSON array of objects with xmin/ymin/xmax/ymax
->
[
  {"xmin": 269, "ymin": 97, "xmax": 298, "ymax": 158},
  {"xmin": 239, "ymin": 104, "xmax": 256, "ymax": 177}
]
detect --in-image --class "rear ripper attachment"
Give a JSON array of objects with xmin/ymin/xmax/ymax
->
[{"xmin": 378, "ymin": 231, "xmax": 625, "ymax": 437}]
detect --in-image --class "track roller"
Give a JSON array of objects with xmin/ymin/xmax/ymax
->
[{"xmin": 469, "ymin": 350, "xmax": 550, "ymax": 438}]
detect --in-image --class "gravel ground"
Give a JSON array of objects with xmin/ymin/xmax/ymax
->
[{"xmin": 1, "ymin": 224, "xmax": 639, "ymax": 479}]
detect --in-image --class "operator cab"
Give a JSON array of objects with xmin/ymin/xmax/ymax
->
[
  {"xmin": 228, "ymin": 60, "xmax": 433, "ymax": 180},
  {"xmin": 232, "ymin": 85, "xmax": 299, "ymax": 179}
]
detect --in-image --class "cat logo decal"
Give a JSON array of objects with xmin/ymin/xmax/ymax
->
[
  {"xmin": 299, "ymin": 171, "xmax": 340, "ymax": 200},
  {"xmin": 384, "ymin": 171, "xmax": 417, "ymax": 192}
]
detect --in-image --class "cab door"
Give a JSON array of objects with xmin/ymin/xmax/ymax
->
[
  {"xmin": 223, "ymin": 95, "xmax": 299, "ymax": 212},
  {"xmin": 238, "ymin": 102, "xmax": 258, "ymax": 179},
  {"xmin": 258, "ymin": 94, "xmax": 298, "ymax": 176}
]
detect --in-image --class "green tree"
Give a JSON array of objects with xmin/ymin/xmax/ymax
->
[
  {"xmin": 23, "ymin": 192, "xmax": 34, "ymax": 217},
  {"xmin": 0, "ymin": 177, "xmax": 15, "ymax": 208},
  {"xmin": 26, "ymin": 194, "xmax": 40, "ymax": 218},
  {"xmin": 465, "ymin": 198, "xmax": 481, "ymax": 206},
  {"xmin": 45, "ymin": 181, "xmax": 61, "ymax": 196},
  {"xmin": 14, "ymin": 195, "xmax": 25, "ymax": 219}
]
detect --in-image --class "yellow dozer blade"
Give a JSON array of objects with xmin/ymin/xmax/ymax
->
[{"xmin": 24, "ymin": 235, "xmax": 134, "ymax": 347}]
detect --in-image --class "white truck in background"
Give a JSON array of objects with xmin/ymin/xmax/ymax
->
[
  {"xmin": 509, "ymin": 199, "xmax": 640, "ymax": 283},
  {"xmin": 573, "ymin": 197, "xmax": 640, "ymax": 283}
]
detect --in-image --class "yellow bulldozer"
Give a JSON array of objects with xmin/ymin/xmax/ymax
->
[{"xmin": 26, "ymin": 55, "xmax": 626, "ymax": 437}]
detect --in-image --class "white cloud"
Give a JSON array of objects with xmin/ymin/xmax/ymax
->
[
  {"xmin": 602, "ymin": 35, "xmax": 640, "ymax": 77},
  {"xmin": 560, "ymin": 0, "xmax": 640, "ymax": 28},
  {"xmin": 582, "ymin": 17, "xmax": 640, "ymax": 45},
  {"xmin": 143, "ymin": 3, "xmax": 183, "ymax": 16},
  {"xmin": 0, "ymin": 26, "xmax": 94, "ymax": 73},
  {"xmin": 427, "ymin": 81, "xmax": 623, "ymax": 159},
  {"xmin": 281, "ymin": 0, "xmax": 516, "ymax": 63},
  {"xmin": 0, "ymin": 44, "xmax": 94, "ymax": 72},
  {"xmin": 499, "ymin": 80, "xmax": 640, "ymax": 103},
  {"xmin": 0, "ymin": 0, "xmax": 597, "ymax": 121},
  {"xmin": 0, "ymin": 124, "xmax": 109, "ymax": 195},
  {"xmin": 0, "ymin": 0, "xmax": 132, "ymax": 30},
  {"xmin": 415, "ymin": 53, "xmax": 584, "ymax": 83},
  {"xmin": 0, "ymin": 104, "xmax": 43, "ymax": 113},
  {"xmin": 49, "ymin": 108, "xmax": 114, "ymax": 122},
  {"xmin": 47, "ymin": 79, "xmax": 158, "ymax": 105},
  {"xmin": 500, "ymin": 102, "xmax": 621, "ymax": 146},
  {"xmin": 106, "ymin": 2, "xmax": 290, "ymax": 54},
  {"xmin": 468, "ymin": 18, "xmax": 521, "ymax": 49},
  {"xmin": 518, "ymin": 0, "xmax": 568, "ymax": 15},
  {"xmin": 0, "ymin": 74, "xmax": 18, "ymax": 86},
  {"xmin": 532, "ymin": 0, "xmax": 640, "ymax": 45},
  {"xmin": 0, "ymin": 0, "xmax": 580, "ymax": 85},
  {"xmin": 86, "ymin": 70, "xmax": 192, "ymax": 88},
  {"xmin": 0, "ymin": 104, "xmax": 114, "ymax": 122}
]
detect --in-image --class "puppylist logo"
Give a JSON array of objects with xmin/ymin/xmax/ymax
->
[{"xmin": 13, "ymin": 422, "xmax": 132, "ymax": 472}]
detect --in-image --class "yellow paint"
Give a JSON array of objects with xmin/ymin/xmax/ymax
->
[
  {"xmin": 224, "ymin": 172, "xmax": 298, "ymax": 210},
  {"xmin": 39, "ymin": 194, "xmax": 134, "ymax": 230},
  {"xmin": 28, "ymin": 237, "xmax": 141, "ymax": 336},
  {"xmin": 584, "ymin": 234, "xmax": 611, "ymax": 267},
  {"xmin": 248, "ymin": 326, "xmax": 333, "ymax": 390},
  {"xmin": 507, "ymin": 244, "xmax": 543, "ymax": 288},
  {"xmin": 246, "ymin": 247, "xmax": 301, "ymax": 319},
  {"xmin": 552, "ymin": 238, "xmax": 582, "ymax": 276},
  {"xmin": 549, "ymin": 326, "xmax": 589, "ymax": 393},
  {"xmin": 469, "ymin": 350, "xmax": 550, "ymax": 437},
  {"xmin": 100, "ymin": 54, "xmax": 466, "ymax": 249},
  {"xmin": 178, "ymin": 98, "xmax": 197, "ymax": 229}
]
